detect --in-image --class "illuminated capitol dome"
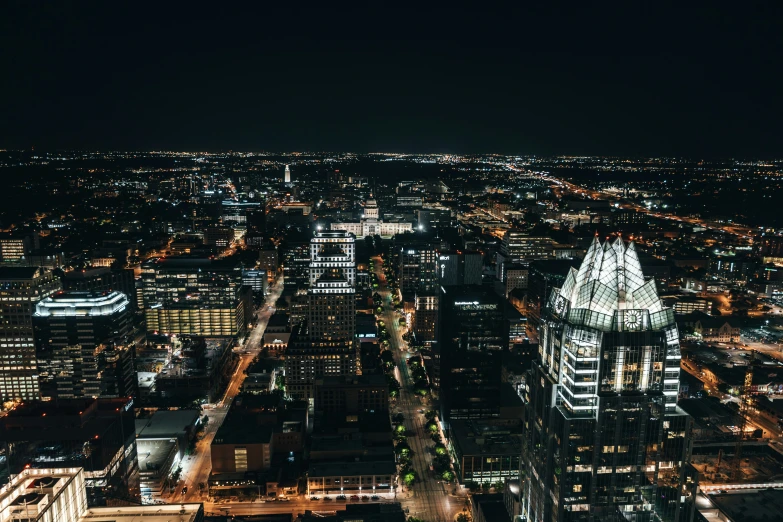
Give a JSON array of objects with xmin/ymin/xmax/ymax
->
[{"xmin": 330, "ymin": 195, "xmax": 412, "ymax": 238}]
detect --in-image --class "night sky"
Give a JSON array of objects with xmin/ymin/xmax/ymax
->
[{"xmin": 2, "ymin": 3, "xmax": 782, "ymax": 157}]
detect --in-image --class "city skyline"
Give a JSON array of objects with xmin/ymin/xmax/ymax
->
[{"xmin": 2, "ymin": 4, "xmax": 783, "ymax": 522}]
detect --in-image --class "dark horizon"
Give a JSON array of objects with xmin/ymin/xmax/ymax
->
[{"xmin": 2, "ymin": 3, "xmax": 782, "ymax": 157}]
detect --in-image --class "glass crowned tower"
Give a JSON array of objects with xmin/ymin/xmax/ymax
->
[{"xmin": 521, "ymin": 238, "xmax": 693, "ymax": 522}]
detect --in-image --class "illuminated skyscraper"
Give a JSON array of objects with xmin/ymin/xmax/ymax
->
[
  {"xmin": 285, "ymin": 230, "xmax": 358, "ymax": 400},
  {"xmin": 284, "ymin": 164, "xmax": 291, "ymax": 184},
  {"xmin": 308, "ymin": 230, "xmax": 356, "ymax": 287},
  {"xmin": 437, "ymin": 285, "xmax": 508, "ymax": 428},
  {"xmin": 521, "ymin": 238, "xmax": 694, "ymax": 522},
  {"xmin": 33, "ymin": 291, "xmax": 135, "ymax": 400},
  {"xmin": 0, "ymin": 267, "xmax": 61, "ymax": 402}
]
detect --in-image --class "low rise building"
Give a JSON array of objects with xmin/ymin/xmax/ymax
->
[
  {"xmin": 314, "ymin": 374, "xmax": 389, "ymax": 415},
  {"xmin": 662, "ymin": 295, "xmax": 713, "ymax": 316},
  {"xmin": 448, "ymin": 420, "xmax": 522, "ymax": 486},
  {"xmin": 684, "ymin": 312, "xmax": 742, "ymax": 342},
  {"xmin": 263, "ymin": 311, "xmax": 292, "ymax": 352},
  {"xmin": 300, "ymin": 503, "xmax": 406, "ymax": 522},
  {"xmin": 209, "ymin": 394, "xmax": 306, "ymax": 498},
  {"xmin": 307, "ymin": 460, "xmax": 397, "ymax": 497}
]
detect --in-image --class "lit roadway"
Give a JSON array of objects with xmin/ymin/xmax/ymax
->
[
  {"xmin": 373, "ymin": 256, "xmax": 463, "ymax": 522},
  {"xmin": 547, "ymin": 177, "xmax": 754, "ymax": 239},
  {"xmin": 162, "ymin": 275, "xmax": 285, "ymax": 505},
  {"xmin": 681, "ymin": 349, "xmax": 782, "ymax": 440}
]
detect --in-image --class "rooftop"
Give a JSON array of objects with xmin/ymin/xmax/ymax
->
[
  {"xmin": 308, "ymin": 460, "xmax": 396, "ymax": 478},
  {"xmin": 135, "ymin": 409, "xmax": 200, "ymax": 439},
  {"xmin": 34, "ymin": 290, "xmax": 129, "ymax": 317},
  {"xmin": 0, "ymin": 467, "xmax": 82, "ymax": 522},
  {"xmin": 80, "ymin": 504, "xmax": 203, "ymax": 522},
  {"xmin": 450, "ymin": 420, "xmax": 523, "ymax": 456},
  {"xmin": 0, "ymin": 266, "xmax": 44, "ymax": 280}
]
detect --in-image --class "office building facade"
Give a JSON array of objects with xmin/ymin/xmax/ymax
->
[
  {"xmin": 286, "ymin": 230, "xmax": 359, "ymax": 400},
  {"xmin": 141, "ymin": 257, "xmax": 250, "ymax": 337},
  {"xmin": 308, "ymin": 269, "xmax": 356, "ymax": 341},
  {"xmin": 521, "ymin": 238, "xmax": 693, "ymax": 522},
  {"xmin": 438, "ymin": 251, "xmax": 483, "ymax": 286},
  {"xmin": 438, "ymin": 286, "xmax": 508, "ymax": 429},
  {"xmin": 33, "ymin": 291, "xmax": 135, "ymax": 400},
  {"xmin": 309, "ymin": 230, "xmax": 356, "ymax": 287},
  {"xmin": 496, "ymin": 230, "xmax": 557, "ymax": 281},
  {"xmin": 0, "ymin": 267, "xmax": 61, "ymax": 402}
]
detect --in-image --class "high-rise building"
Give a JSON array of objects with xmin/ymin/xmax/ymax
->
[
  {"xmin": 437, "ymin": 286, "xmax": 508, "ymax": 429},
  {"xmin": 503, "ymin": 263, "xmax": 529, "ymax": 297},
  {"xmin": 141, "ymin": 257, "xmax": 251, "ymax": 337},
  {"xmin": 520, "ymin": 238, "xmax": 693, "ymax": 522},
  {"xmin": 757, "ymin": 234, "xmax": 783, "ymax": 258},
  {"xmin": 307, "ymin": 268, "xmax": 356, "ymax": 341},
  {"xmin": 0, "ymin": 398, "xmax": 140, "ymax": 506},
  {"xmin": 0, "ymin": 267, "xmax": 61, "ymax": 402},
  {"xmin": 60, "ymin": 266, "xmax": 138, "ymax": 312},
  {"xmin": 284, "ymin": 164, "xmax": 292, "ymax": 184},
  {"xmin": 282, "ymin": 240, "xmax": 309, "ymax": 289},
  {"xmin": 438, "ymin": 250, "xmax": 483, "ymax": 286},
  {"xmin": 309, "ymin": 230, "xmax": 356, "ymax": 287},
  {"xmin": 413, "ymin": 292, "xmax": 439, "ymax": 345},
  {"xmin": 399, "ymin": 241, "xmax": 440, "ymax": 295},
  {"xmin": 496, "ymin": 230, "xmax": 557, "ymax": 281},
  {"xmin": 203, "ymin": 225, "xmax": 234, "ymax": 248},
  {"xmin": 314, "ymin": 374, "xmax": 389, "ymax": 415},
  {"xmin": 33, "ymin": 291, "xmax": 135, "ymax": 400},
  {"xmin": 285, "ymin": 230, "xmax": 359, "ymax": 400},
  {"xmin": 416, "ymin": 207, "xmax": 455, "ymax": 230},
  {"xmin": 0, "ymin": 233, "xmax": 36, "ymax": 265},
  {"xmin": 285, "ymin": 327, "xmax": 356, "ymax": 401}
]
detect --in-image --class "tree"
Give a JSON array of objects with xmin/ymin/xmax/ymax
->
[
  {"xmin": 395, "ymin": 440, "xmax": 413, "ymax": 459},
  {"xmin": 380, "ymin": 350, "xmax": 395, "ymax": 365},
  {"xmin": 442, "ymin": 470, "xmax": 455, "ymax": 482},
  {"xmin": 403, "ymin": 470, "xmax": 418, "ymax": 487}
]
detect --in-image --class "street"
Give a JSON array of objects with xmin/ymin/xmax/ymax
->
[
  {"xmin": 163, "ymin": 274, "xmax": 285, "ymax": 504},
  {"xmin": 373, "ymin": 256, "xmax": 464, "ymax": 522}
]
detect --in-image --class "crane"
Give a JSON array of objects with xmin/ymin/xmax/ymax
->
[{"xmin": 732, "ymin": 350, "xmax": 756, "ymax": 482}]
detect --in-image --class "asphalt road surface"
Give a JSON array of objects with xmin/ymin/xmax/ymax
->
[
  {"xmin": 161, "ymin": 275, "xmax": 285, "ymax": 504},
  {"xmin": 374, "ymin": 256, "xmax": 464, "ymax": 522}
]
